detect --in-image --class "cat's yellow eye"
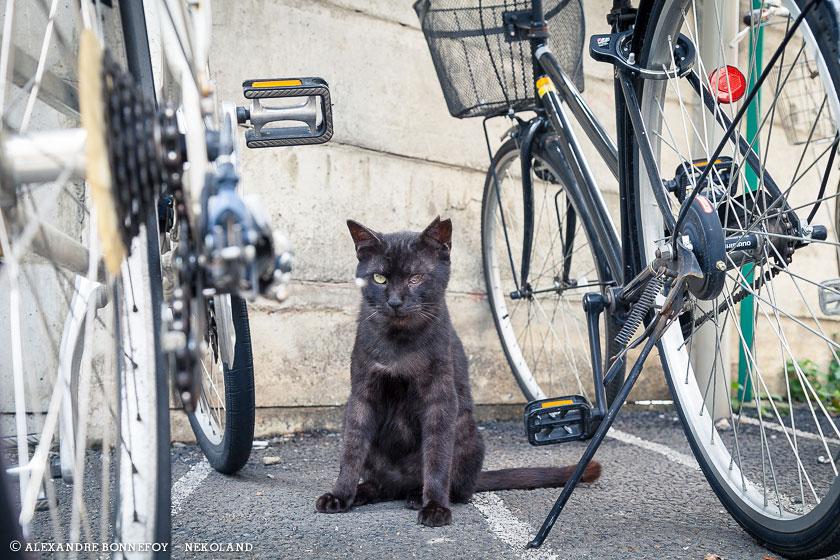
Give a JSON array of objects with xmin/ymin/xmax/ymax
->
[
  {"xmin": 409, "ymin": 274, "xmax": 422, "ymax": 285},
  {"xmin": 373, "ymin": 273, "xmax": 386, "ymax": 284}
]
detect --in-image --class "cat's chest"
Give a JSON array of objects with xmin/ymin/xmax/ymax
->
[{"xmin": 368, "ymin": 350, "xmax": 429, "ymax": 378}]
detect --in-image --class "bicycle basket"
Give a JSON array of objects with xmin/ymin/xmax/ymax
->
[
  {"xmin": 773, "ymin": 52, "xmax": 838, "ymax": 145},
  {"xmin": 414, "ymin": 0, "xmax": 585, "ymax": 119}
]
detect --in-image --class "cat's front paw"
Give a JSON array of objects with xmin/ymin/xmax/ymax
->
[
  {"xmin": 315, "ymin": 492, "xmax": 351, "ymax": 513},
  {"xmin": 417, "ymin": 503, "xmax": 451, "ymax": 527}
]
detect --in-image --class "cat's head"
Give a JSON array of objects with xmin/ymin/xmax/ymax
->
[{"xmin": 347, "ymin": 216, "xmax": 452, "ymax": 328}]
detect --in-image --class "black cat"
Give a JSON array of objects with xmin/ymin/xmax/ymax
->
[{"xmin": 315, "ymin": 217, "xmax": 600, "ymax": 527}]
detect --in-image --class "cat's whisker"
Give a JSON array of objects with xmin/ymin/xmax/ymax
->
[
  {"xmin": 405, "ymin": 304, "xmax": 439, "ymax": 322},
  {"xmin": 362, "ymin": 309, "xmax": 379, "ymax": 323}
]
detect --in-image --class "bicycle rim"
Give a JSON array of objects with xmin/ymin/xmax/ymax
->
[
  {"xmin": 636, "ymin": 0, "xmax": 840, "ymax": 556},
  {"xmin": 0, "ymin": 0, "xmax": 167, "ymax": 552},
  {"xmin": 191, "ymin": 296, "xmax": 232, "ymax": 448},
  {"xmin": 481, "ymin": 138, "xmax": 622, "ymax": 404}
]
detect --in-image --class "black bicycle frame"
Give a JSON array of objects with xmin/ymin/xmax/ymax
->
[
  {"xmin": 492, "ymin": 2, "xmax": 638, "ymax": 427},
  {"xmin": 508, "ymin": 2, "xmax": 639, "ymax": 298},
  {"xmin": 511, "ymin": 20, "xmax": 671, "ymax": 544}
]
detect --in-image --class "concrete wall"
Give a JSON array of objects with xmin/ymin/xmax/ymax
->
[{"xmin": 171, "ymin": 0, "xmax": 672, "ymax": 439}]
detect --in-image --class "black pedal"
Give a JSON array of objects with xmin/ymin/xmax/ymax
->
[
  {"xmin": 238, "ymin": 77, "xmax": 333, "ymax": 148},
  {"xmin": 524, "ymin": 396, "xmax": 591, "ymax": 446}
]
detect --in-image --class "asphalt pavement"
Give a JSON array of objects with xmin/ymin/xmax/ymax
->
[{"xmin": 167, "ymin": 409, "xmax": 840, "ymax": 560}]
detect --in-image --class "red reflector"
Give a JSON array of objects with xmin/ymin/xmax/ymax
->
[
  {"xmin": 709, "ymin": 66, "xmax": 747, "ymax": 104},
  {"xmin": 696, "ymin": 195, "xmax": 714, "ymax": 214}
]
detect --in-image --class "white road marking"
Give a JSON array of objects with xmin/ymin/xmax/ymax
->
[
  {"xmin": 473, "ymin": 426, "xmax": 700, "ymax": 556},
  {"xmin": 607, "ymin": 427, "xmax": 699, "ymax": 470},
  {"xmin": 171, "ymin": 459, "xmax": 212, "ymax": 516},
  {"xmin": 471, "ymin": 492, "xmax": 559, "ymax": 560}
]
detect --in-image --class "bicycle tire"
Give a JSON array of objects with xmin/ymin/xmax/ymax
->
[
  {"xmin": 633, "ymin": 1, "xmax": 840, "ymax": 557},
  {"xmin": 481, "ymin": 136, "xmax": 625, "ymax": 406},
  {"xmin": 187, "ymin": 295, "xmax": 256, "ymax": 474},
  {"xmin": 120, "ymin": 1, "xmax": 171, "ymax": 551}
]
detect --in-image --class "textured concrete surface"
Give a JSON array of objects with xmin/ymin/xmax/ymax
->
[{"xmin": 13, "ymin": 409, "xmax": 840, "ymax": 558}]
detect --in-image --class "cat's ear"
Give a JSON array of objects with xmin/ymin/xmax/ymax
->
[
  {"xmin": 420, "ymin": 216, "xmax": 452, "ymax": 253},
  {"xmin": 347, "ymin": 219, "xmax": 382, "ymax": 260}
]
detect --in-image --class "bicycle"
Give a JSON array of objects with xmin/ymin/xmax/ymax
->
[
  {"xmin": 0, "ymin": 0, "xmax": 331, "ymax": 554},
  {"xmin": 416, "ymin": 0, "xmax": 840, "ymax": 558}
]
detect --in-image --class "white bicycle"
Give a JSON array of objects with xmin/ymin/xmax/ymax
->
[{"xmin": 0, "ymin": 0, "xmax": 331, "ymax": 556}]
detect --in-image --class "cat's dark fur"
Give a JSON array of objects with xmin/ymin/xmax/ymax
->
[{"xmin": 315, "ymin": 217, "xmax": 600, "ymax": 527}]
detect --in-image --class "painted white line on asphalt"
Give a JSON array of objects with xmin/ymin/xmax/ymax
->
[
  {"xmin": 738, "ymin": 415, "xmax": 840, "ymax": 445},
  {"xmin": 473, "ymin": 428, "xmax": 700, "ymax": 556},
  {"xmin": 607, "ymin": 428, "xmax": 699, "ymax": 470},
  {"xmin": 171, "ymin": 459, "xmax": 212, "ymax": 516},
  {"xmin": 471, "ymin": 492, "xmax": 559, "ymax": 560}
]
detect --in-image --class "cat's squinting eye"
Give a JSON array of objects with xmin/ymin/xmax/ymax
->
[
  {"xmin": 409, "ymin": 274, "xmax": 423, "ymax": 285},
  {"xmin": 372, "ymin": 273, "xmax": 387, "ymax": 284}
]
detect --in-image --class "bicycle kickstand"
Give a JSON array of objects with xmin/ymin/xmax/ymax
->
[{"xmin": 527, "ymin": 240, "xmax": 700, "ymax": 549}]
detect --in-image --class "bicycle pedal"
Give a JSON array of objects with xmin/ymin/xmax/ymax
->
[
  {"xmin": 819, "ymin": 279, "xmax": 840, "ymax": 315},
  {"xmin": 237, "ymin": 77, "xmax": 333, "ymax": 148},
  {"xmin": 524, "ymin": 396, "xmax": 591, "ymax": 446}
]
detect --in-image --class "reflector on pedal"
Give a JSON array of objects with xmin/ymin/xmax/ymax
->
[
  {"xmin": 525, "ymin": 395, "xmax": 591, "ymax": 446},
  {"xmin": 251, "ymin": 79, "xmax": 302, "ymax": 88},
  {"xmin": 541, "ymin": 399, "xmax": 574, "ymax": 408}
]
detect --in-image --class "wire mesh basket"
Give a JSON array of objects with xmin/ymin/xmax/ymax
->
[
  {"xmin": 774, "ymin": 53, "xmax": 839, "ymax": 145},
  {"xmin": 414, "ymin": 0, "xmax": 585, "ymax": 119}
]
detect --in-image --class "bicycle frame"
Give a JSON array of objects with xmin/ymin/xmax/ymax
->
[
  {"xmin": 491, "ymin": 1, "xmax": 638, "ymax": 418},
  {"xmin": 482, "ymin": 3, "xmax": 664, "ymax": 543}
]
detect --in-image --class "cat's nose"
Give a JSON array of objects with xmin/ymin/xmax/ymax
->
[{"xmin": 387, "ymin": 295, "xmax": 402, "ymax": 309}]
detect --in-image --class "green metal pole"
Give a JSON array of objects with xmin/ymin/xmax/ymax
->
[{"xmin": 738, "ymin": 0, "xmax": 763, "ymax": 404}]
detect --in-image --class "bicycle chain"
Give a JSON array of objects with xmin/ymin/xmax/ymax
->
[
  {"xmin": 157, "ymin": 103, "xmax": 203, "ymax": 412},
  {"xmin": 158, "ymin": 104, "xmax": 184, "ymax": 197}
]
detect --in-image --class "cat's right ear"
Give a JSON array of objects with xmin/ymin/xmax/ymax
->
[{"xmin": 347, "ymin": 220, "xmax": 382, "ymax": 260}]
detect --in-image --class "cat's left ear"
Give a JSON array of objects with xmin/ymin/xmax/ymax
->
[
  {"xmin": 420, "ymin": 216, "xmax": 452, "ymax": 253},
  {"xmin": 347, "ymin": 219, "xmax": 382, "ymax": 260}
]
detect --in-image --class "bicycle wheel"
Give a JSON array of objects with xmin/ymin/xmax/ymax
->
[
  {"xmin": 0, "ymin": 0, "xmax": 169, "ymax": 552},
  {"xmin": 186, "ymin": 294, "xmax": 255, "ymax": 474},
  {"xmin": 482, "ymin": 136, "xmax": 625, "ymax": 405},
  {"xmin": 634, "ymin": 0, "xmax": 840, "ymax": 557}
]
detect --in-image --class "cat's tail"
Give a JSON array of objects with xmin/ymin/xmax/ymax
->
[{"xmin": 474, "ymin": 461, "xmax": 601, "ymax": 492}]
